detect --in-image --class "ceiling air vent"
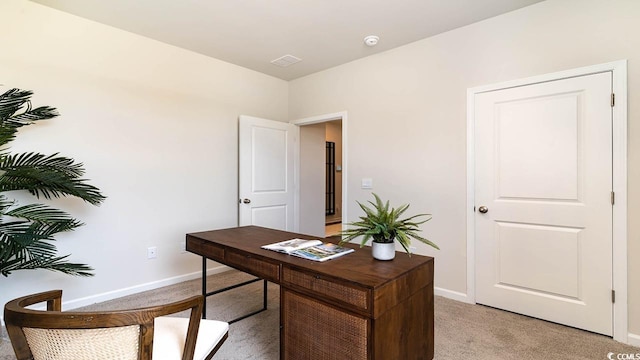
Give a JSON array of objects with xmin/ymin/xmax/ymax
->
[{"xmin": 271, "ymin": 54, "xmax": 302, "ymax": 67}]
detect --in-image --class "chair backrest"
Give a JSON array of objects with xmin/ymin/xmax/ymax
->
[{"xmin": 4, "ymin": 290, "xmax": 205, "ymax": 360}]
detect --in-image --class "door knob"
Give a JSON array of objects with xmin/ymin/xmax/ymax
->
[
  {"xmin": 242, "ymin": 198, "xmax": 251, "ymax": 204},
  {"xmin": 478, "ymin": 206, "xmax": 488, "ymax": 213}
]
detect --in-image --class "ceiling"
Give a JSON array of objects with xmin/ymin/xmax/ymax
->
[{"xmin": 30, "ymin": 0, "xmax": 545, "ymax": 81}]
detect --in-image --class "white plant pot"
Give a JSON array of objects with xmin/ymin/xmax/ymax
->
[{"xmin": 372, "ymin": 241, "xmax": 396, "ymax": 261}]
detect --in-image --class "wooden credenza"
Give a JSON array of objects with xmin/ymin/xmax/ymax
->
[{"xmin": 186, "ymin": 226, "xmax": 434, "ymax": 360}]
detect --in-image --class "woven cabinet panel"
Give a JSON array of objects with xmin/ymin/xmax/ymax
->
[
  {"xmin": 24, "ymin": 326, "xmax": 139, "ymax": 360},
  {"xmin": 283, "ymin": 267, "xmax": 369, "ymax": 311},
  {"xmin": 282, "ymin": 290, "xmax": 368, "ymax": 360},
  {"xmin": 226, "ymin": 250, "xmax": 280, "ymax": 282}
]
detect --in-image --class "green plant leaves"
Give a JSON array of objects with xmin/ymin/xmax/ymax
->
[
  {"xmin": 340, "ymin": 193, "xmax": 438, "ymax": 255},
  {"xmin": 0, "ymin": 152, "xmax": 105, "ymax": 205},
  {"xmin": 0, "ymin": 89, "xmax": 58, "ymax": 129},
  {"xmin": 0, "ymin": 88, "xmax": 104, "ymax": 277},
  {"xmin": 0, "ymin": 215, "xmax": 90, "ymax": 277}
]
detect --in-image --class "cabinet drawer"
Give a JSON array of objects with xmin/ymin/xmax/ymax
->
[
  {"xmin": 282, "ymin": 266, "xmax": 370, "ymax": 312},
  {"xmin": 186, "ymin": 238, "xmax": 224, "ymax": 263},
  {"xmin": 225, "ymin": 250, "xmax": 280, "ymax": 282}
]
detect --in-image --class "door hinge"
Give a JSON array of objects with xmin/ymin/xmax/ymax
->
[
  {"xmin": 611, "ymin": 191, "xmax": 615, "ymax": 205},
  {"xmin": 612, "ymin": 290, "xmax": 616, "ymax": 303},
  {"xmin": 611, "ymin": 93, "xmax": 615, "ymax": 107}
]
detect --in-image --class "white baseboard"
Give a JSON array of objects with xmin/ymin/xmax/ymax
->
[
  {"xmin": 5, "ymin": 268, "xmax": 445, "ymax": 326},
  {"xmin": 628, "ymin": 333, "xmax": 640, "ymax": 347},
  {"xmin": 0, "ymin": 265, "xmax": 231, "ymax": 327},
  {"xmin": 64, "ymin": 265, "xmax": 231, "ymax": 310},
  {"xmin": 0, "ymin": 265, "xmax": 231, "ymax": 326},
  {"xmin": 434, "ymin": 286, "xmax": 472, "ymax": 303}
]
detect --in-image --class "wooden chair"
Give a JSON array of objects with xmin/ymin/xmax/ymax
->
[{"xmin": 4, "ymin": 290, "xmax": 229, "ymax": 360}]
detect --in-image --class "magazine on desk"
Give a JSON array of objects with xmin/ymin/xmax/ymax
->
[{"xmin": 261, "ymin": 238, "xmax": 354, "ymax": 262}]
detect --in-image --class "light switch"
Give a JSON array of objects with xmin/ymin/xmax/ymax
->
[{"xmin": 361, "ymin": 178, "xmax": 373, "ymax": 189}]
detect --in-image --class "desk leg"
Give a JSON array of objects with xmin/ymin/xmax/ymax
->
[
  {"xmin": 202, "ymin": 256, "xmax": 207, "ymax": 319},
  {"xmin": 200, "ymin": 256, "xmax": 268, "ymax": 323},
  {"xmin": 263, "ymin": 279, "xmax": 268, "ymax": 310}
]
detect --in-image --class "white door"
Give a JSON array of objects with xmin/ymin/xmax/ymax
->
[
  {"xmin": 474, "ymin": 72, "xmax": 613, "ymax": 335},
  {"xmin": 239, "ymin": 115, "xmax": 296, "ymax": 231}
]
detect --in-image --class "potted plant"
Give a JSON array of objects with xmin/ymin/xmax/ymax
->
[
  {"xmin": 0, "ymin": 88, "xmax": 105, "ymax": 277},
  {"xmin": 339, "ymin": 193, "xmax": 437, "ymax": 260}
]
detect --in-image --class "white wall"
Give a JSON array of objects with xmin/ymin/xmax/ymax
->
[
  {"xmin": 289, "ymin": 0, "xmax": 640, "ymax": 336},
  {"xmin": 0, "ymin": 0, "xmax": 288, "ymax": 311}
]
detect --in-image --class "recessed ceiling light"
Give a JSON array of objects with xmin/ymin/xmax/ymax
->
[
  {"xmin": 364, "ymin": 35, "xmax": 379, "ymax": 47},
  {"xmin": 271, "ymin": 54, "xmax": 302, "ymax": 67}
]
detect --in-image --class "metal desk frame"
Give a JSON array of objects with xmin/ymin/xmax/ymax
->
[{"xmin": 201, "ymin": 257, "xmax": 267, "ymax": 324}]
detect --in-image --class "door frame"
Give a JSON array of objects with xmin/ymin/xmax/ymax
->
[
  {"xmin": 290, "ymin": 111, "xmax": 348, "ymax": 235},
  {"xmin": 466, "ymin": 60, "xmax": 628, "ymax": 342}
]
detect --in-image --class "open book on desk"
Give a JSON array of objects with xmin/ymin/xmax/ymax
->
[{"xmin": 261, "ymin": 238, "xmax": 354, "ymax": 262}]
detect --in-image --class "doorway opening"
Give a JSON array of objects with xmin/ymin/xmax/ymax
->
[
  {"xmin": 292, "ymin": 112, "xmax": 347, "ymax": 240},
  {"xmin": 324, "ymin": 121, "xmax": 343, "ymax": 237}
]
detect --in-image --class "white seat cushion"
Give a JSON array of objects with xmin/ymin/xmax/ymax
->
[{"xmin": 153, "ymin": 316, "xmax": 229, "ymax": 360}]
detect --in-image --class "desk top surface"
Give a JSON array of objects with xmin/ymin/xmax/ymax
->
[{"xmin": 187, "ymin": 225, "xmax": 434, "ymax": 289}]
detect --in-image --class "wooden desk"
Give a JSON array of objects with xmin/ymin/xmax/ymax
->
[{"xmin": 186, "ymin": 226, "xmax": 434, "ymax": 360}]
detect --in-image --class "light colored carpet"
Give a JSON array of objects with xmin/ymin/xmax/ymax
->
[{"xmin": 1, "ymin": 269, "xmax": 638, "ymax": 359}]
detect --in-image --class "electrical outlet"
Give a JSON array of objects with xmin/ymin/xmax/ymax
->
[
  {"xmin": 147, "ymin": 246, "xmax": 157, "ymax": 259},
  {"xmin": 180, "ymin": 241, "xmax": 186, "ymax": 253}
]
